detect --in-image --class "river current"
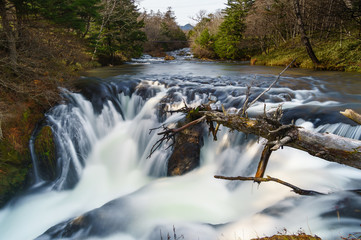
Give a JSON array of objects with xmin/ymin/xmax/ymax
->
[{"xmin": 0, "ymin": 49, "xmax": 360, "ymax": 239}]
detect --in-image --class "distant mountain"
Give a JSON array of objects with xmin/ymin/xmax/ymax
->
[{"xmin": 180, "ymin": 24, "xmax": 194, "ymax": 31}]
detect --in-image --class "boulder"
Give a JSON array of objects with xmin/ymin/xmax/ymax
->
[{"xmin": 167, "ymin": 121, "xmax": 204, "ymax": 176}]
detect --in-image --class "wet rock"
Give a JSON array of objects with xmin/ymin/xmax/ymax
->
[
  {"xmin": 33, "ymin": 126, "xmax": 56, "ymax": 181},
  {"xmin": 164, "ymin": 55, "xmax": 176, "ymax": 61},
  {"xmin": 167, "ymin": 121, "xmax": 204, "ymax": 176},
  {"xmin": 36, "ymin": 198, "xmax": 131, "ymax": 239}
]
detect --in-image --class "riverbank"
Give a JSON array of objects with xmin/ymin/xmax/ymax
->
[
  {"xmin": 250, "ymin": 38, "xmax": 361, "ymax": 72},
  {"xmin": 0, "ymin": 23, "xmax": 98, "ymax": 207}
]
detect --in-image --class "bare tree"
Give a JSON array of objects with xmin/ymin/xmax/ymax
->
[
  {"xmin": 0, "ymin": 0, "xmax": 18, "ymax": 66},
  {"xmin": 292, "ymin": 0, "xmax": 320, "ymax": 65}
]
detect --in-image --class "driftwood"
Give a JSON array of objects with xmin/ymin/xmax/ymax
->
[{"xmin": 340, "ymin": 109, "xmax": 361, "ymax": 125}]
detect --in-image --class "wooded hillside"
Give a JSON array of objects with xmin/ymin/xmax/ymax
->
[
  {"xmin": 0, "ymin": 0, "xmax": 148, "ymax": 206},
  {"xmin": 189, "ymin": 0, "xmax": 361, "ymax": 71}
]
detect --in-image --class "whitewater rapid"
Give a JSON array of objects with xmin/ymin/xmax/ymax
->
[{"xmin": 0, "ymin": 53, "xmax": 360, "ymax": 240}]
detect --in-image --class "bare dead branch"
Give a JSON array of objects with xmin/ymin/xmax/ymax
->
[
  {"xmin": 247, "ymin": 59, "xmax": 297, "ymax": 109},
  {"xmin": 268, "ymin": 124, "xmax": 300, "ymax": 134},
  {"xmin": 214, "ymin": 175, "xmax": 324, "ymax": 196},
  {"xmin": 159, "ymin": 115, "xmax": 206, "ymax": 135},
  {"xmin": 269, "ymin": 135, "xmax": 293, "ymax": 151},
  {"xmin": 166, "ymin": 99, "xmax": 192, "ymax": 114},
  {"xmin": 340, "ymin": 109, "xmax": 361, "ymax": 125},
  {"xmin": 240, "ymin": 84, "xmax": 251, "ymax": 117},
  {"xmin": 148, "ymin": 116, "xmax": 206, "ymax": 158}
]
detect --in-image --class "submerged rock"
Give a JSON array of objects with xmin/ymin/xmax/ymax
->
[{"xmin": 35, "ymin": 198, "xmax": 132, "ymax": 239}]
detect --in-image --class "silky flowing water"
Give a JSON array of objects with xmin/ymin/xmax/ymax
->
[{"xmin": 0, "ymin": 49, "xmax": 360, "ymax": 240}]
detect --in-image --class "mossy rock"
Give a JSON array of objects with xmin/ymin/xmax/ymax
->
[
  {"xmin": 34, "ymin": 126, "xmax": 56, "ymax": 181},
  {"xmin": 252, "ymin": 233, "xmax": 322, "ymax": 240}
]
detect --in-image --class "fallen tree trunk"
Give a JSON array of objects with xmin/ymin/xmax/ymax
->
[
  {"xmin": 152, "ymin": 108, "xmax": 361, "ymax": 171},
  {"xmin": 200, "ymin": 110, "xmax": 361, "ymax": 170},
  {"xmin": 149, "ymin": 60, "xmax": 360, "ymax": 196},
  {"xmin": 150, "ymin": 60, "xmax": 360, "ymax": 172}
]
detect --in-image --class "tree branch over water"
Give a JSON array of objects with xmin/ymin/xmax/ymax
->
[
  {"xmin": 149, "ymin": 60, "xmax": 361, "ymax": 184},
  {"xmin": 214, "ymin": 175, "xmax": 324, "ymax": 196}
]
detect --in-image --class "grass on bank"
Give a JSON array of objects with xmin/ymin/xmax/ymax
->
[{"xmin": 251, "ymin": 38, "xmax": 361, "ymax": 72}]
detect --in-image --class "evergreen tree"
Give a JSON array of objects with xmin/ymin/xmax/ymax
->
[
  {"xmin": 93, "ymin": 0, "xmax": 146, "ymax": 64},
  {"xmin": 36, "ymin": 0, "xmax": 100, "ymax": 33},
  {"xmin": 214, "ymin": 0, "xmax": 253, "ymax": 59}
]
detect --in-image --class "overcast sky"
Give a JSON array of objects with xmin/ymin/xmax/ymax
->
[{"xmin": 137, "ymin": 0, "xmax": 227, "ymax": 26}]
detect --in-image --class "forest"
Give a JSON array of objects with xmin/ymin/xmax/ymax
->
[
  {"xmin": 0, "ymin": 0, "xmax": 360, "ymax": 222},
  {"xmin": 190, "ymin": 0, "xmax": 361, "ymax": 71}
]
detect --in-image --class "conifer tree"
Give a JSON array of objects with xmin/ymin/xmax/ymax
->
[
  {"xmin": 214, "ymin": 0, "xmax": 253, "ymax": 59},
  {"xmin": 92, "ymin": 0, "xmax": 146, "ymax": 64},
  {"xmin": 36, "ymin": 0, "xmax": 100, "ymax": 34}
]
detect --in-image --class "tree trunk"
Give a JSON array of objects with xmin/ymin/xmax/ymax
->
[
  {"xmin": 0, "ymin": 0, "xmax": 17, "ymax": 66},
  {"xmin": 199, "ymin": 111, "xmax": 361, "ymax": 169},
  {"xmin": 292, "ymin": 0, "xmax": 320, "ymax": 65}
]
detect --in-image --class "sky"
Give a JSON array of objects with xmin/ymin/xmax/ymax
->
[{"xmin": 137, "ymin": 0, "xmax": 228, "ymax": 26}]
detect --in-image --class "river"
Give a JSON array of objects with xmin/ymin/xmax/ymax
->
[{"xmin": 0, "ymin": 49, "xmax": 360, "ymax": 240}]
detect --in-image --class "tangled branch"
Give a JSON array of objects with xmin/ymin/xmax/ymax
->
[{"xmin": 147, "ymin": 115, "xmax": 206, "ymax": 158}]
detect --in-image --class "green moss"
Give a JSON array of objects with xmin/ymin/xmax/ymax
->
[
  {"xmin": 0, "ymin": 139, "xmax": 31, "ymax": 207},
  {"xmin": 34, "ymin": 126, "xmax": 56, "ymax": 181},
  {"xmin": 252, "ymin": 39, "xmax": 361, "ymax": 72}
]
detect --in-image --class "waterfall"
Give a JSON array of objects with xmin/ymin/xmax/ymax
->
[{"xmin": 1, "ymin": 67, "xmax": 360, "ymax": 240}]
